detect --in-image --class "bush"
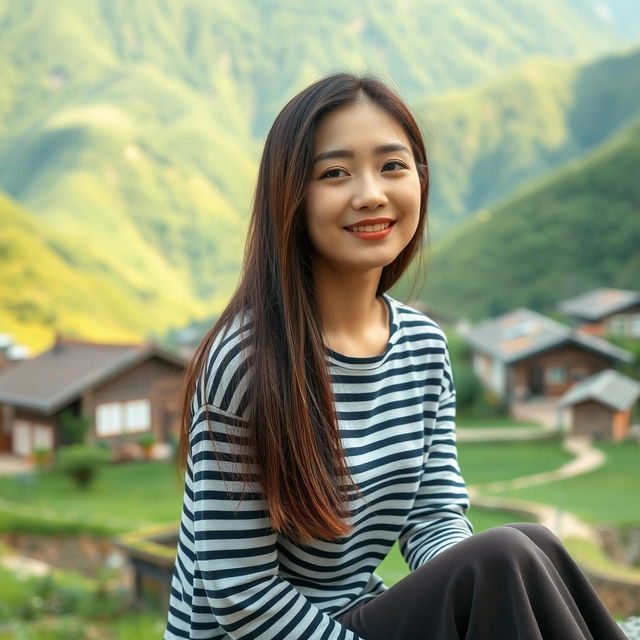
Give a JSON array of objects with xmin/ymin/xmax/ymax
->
[
  {"xmin": 453, "ymin": 364, "xmax": 484, "ymax": 411},
  {"xmin": 59, "ymin": 409, "xmax": 91, "ymax": 446},
  {"xmin": 137, "ymin": 433, "xmax": 156, "ymax": 460},
  {"xmin": 471, "ymin": 388, "xmax": 509, "ymax": 418},
  {"xmin": 137, "ymin": 433, "xmax": 155, "ymax": 449},
  {"xmin": 56, "ymin": 445, "xmax": 111, "ymax": 490}
]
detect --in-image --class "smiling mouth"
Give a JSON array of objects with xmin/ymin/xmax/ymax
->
[{"xmin": 343, "ymin": 221, "xmax": 395, "ymax": 232}]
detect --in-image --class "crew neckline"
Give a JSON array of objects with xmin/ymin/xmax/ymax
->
[{"xmin": 325, "ymin": 293, "xmax": 400, "ymax": 370}]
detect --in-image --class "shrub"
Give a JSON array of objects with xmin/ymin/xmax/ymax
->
[
  {"xmin": 454, "ymin": 365, "xmax": 484, "ymax": 411},
  {"xmin": 137, "ymin": 433, "xmax": 156, "ymax": 461},
  {"xmin": 59, "ymin": 409, "xmax": 91, "ymax": 445},
  {"xmin": 56, "ymin": 445, "xmax": 111, "ymax": 490},
  {"xmin": 137, "ymin": 433, "xmax": 156, "ymax": 449}
]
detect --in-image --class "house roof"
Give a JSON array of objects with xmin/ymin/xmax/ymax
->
[
  {"xmin": 0, "ymin": 336, "xmax": 188, "ymax": 414},
  {"xmin": 560, "ymin": 369, "xmax": 640, "ymax": 411},
  {"xmin": 557, "ymin": 288, "xmax": 640, "ymax": 322},
  {"xmin": 463, "ymin": 308, "xmax": 634, "ymax": 364}
]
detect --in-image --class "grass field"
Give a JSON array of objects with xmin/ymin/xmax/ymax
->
[
  {"xmin": 486, "ymin": 441, "xmax": 640, "ymax": 527},
  {"xmin": 0, "ymin": 437, "xmax": 636, "ymax": 634},
  {"xmin": 457, "ymin": 414, "xmax": 541, "ymax": 428},
  {"xmin": 457, "ymin": 438, "xmax": 574, "ymax": 486},
  {"xmin": 0, "ymin": 440, "xmax": 571, "ymax": 534},
  {"xmin": 0, "ymin": 461, "xmax": 184, "ymax": 534},
  {"xmin": 0, "ymin": 439, "xmax": 575, "ymax": 535}
]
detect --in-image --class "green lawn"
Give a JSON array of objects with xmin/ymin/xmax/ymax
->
[
  {"xmin": 457, "ymin": 414, "xmax": 541, "ymax": 428},
  {"xmin": 0, "ymin": 614, "xmax": 167, "ymax": 640},
  {"xmin": 457, "ymin": 438, "xmax": 574, "ymax": 486},
  {"xmin": 486, "ymin": 441, "xmax": 640, "ymax": 527},
  {"xmin": 0, "ymin": 440, "xmax": 575, "ymax": 535},
  {"xmin": 0, "ymin": 461, "xmax": 184, "ymax": 534}
]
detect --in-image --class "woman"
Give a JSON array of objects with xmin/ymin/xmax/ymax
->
[{"xmin": 165, "ymin": 73, "xmax": 626, "ymax": 639}]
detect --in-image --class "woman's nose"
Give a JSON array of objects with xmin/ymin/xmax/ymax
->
[{"xmin": 352, "ymin": 174, "xmax": 389, "ymax": 209}]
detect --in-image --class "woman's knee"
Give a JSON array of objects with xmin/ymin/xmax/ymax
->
[
  {"xmin": 501, "ymin": 522, "xmax": 565, "ymax": 557},
  {"xmin": 458, "ymin": 524, "xmax": 537, "ymax": 570}
]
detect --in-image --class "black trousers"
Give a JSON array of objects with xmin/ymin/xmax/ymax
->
[{"xmin": 335, "ymin": 523, "xmax": 626, "ymax": 640}]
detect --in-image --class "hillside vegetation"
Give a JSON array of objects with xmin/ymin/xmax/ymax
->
[
  {"xmin": 0, "ymin": 1, "xmax": 639, "ymax": 348},
  {"xmin": 419, "ymin": 46, "xmax": 640, "ymax": 235},
  {"xmin": 396, "ymin": 118, "xmax": 640, "ymax": 321},
  {"xmin": 0, "ymin": 192, "xmax": 207, "ymax": 349}
]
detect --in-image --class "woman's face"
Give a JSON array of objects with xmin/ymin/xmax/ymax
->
[{"xmin": 304, "ymin": 99, "xmax": 422, "ymax": 276}]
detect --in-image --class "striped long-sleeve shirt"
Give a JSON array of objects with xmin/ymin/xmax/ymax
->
[{"xmin": 165, "ymin": 293, "xmax": 474, "ymax": 640}]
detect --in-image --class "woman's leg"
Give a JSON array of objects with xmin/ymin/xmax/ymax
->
[
  {"xmin": 502, "ymin": 522, "xmax": 627, "ymax": 640},
  {"xmin": 335, "ymin": 523, "xmax": 626, "ymax": 640}
]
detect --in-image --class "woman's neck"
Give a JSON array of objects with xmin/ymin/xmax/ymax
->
[{"xmin": 312, "ymin": 265, "xmax": 388, "ymax": 356}]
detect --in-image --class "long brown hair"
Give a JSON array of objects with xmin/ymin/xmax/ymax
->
[{"xmin": 178, "ymin": 72, "xmax": 430, "ymax": 543}]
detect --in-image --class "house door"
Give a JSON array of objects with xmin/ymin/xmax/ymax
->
[{"xmin": 528, "ymin": 363, "xmax": 545, "ymax": 395}]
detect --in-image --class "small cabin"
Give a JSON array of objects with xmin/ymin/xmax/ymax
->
[{"xmin": 560, "ymin": 369, "xmax": 640, "ymax": 442}]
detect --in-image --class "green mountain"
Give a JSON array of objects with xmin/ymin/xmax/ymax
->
[
  {"xmin": 395, "ymin": 118, "xmax": 640, "ymax": 321},
  {"xmin": 0, "ymin": 1, "xmax": 639, "ymax": 349},
  {"xmin": 0, "ymin": 192, "xmax": 209, "ymax": 350},
  {"xmin": 420, "ymin": 45, "xmax": 640, "ymax": 236}
]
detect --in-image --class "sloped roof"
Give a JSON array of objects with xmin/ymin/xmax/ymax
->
[
  {"xmin": 463, "ymin": 308, "xmax": 634, "ymax": 364},
  {"xmin": 560, "ymin": 369, "xmax": 640, "ymax": 411},
  {"xmin": 0, "ymin": 337, "xmax": 188, "ymax": 414},
  {"xmin": 557, "ymin": 288, "xmax": 640, "ymax": 322}
]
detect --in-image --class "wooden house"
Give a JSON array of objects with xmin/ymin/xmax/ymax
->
[
  {"xmin": 0, "ymin": 335, "xmax": 187, "ymax": 457},
  {"xmin": 559, "ymin": 369, "xmax": 640, "ymax": 442},
  {"xmin": 462, "ymin": 308, "xmax": 634, "ymax": 405},
  {"xmin": 557, "ymin": 288, "xmax": 640, "ymax": 338}
]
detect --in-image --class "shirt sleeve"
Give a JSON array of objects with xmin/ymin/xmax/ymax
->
[
  {"xmin": 189, "ymin": 403, "xmax": 365, "ymax": 640},
  {"xmin": 398, "ymin": 335, "xmax": 474, "ymax": 571}
]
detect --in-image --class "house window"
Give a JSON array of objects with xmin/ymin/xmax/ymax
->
[
  {"xmin": 13, "ymin": 421, "xmax": 31, "ymax": 457},
  {"xmin": 12, "ymin": 421, "xmax": 53, "ymax": 456},
  {"xmin": 96, "ymin": 403, "xmax": 123, "ymax": 437},
  {"xmin": 96, "ymin": 399, "xmax": 151, "ymax": 437},
  {"xmin": 609, "ymin": 315, "xmax": 628, "ymax": 334},
  {"xmin": 125, "ymin": 400, "xmax": 151, "ymax": 432},
  {"xmin": 546, "ymin": 367, "xmax": 566, "ymax": 384}
]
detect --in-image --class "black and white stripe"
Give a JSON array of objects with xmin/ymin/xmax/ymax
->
[{"xmin": 165, "ymin": 293, "xmax": 473, "ymax": 639}]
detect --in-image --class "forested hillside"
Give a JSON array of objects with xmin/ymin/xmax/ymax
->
[
  {"xmin": 0, "ymin": 192, "xmax": 207, "ymax": 348},
  {"xmin": 419, "ymin": 46, "xmax": 640, "ymax": 235},
  {"xmin": 0, "ymin": 0, "xmax": 638, "ymax": 350},
  {"xmin": 394, "ymin": 118, "xmax": 640, "ymax": 321}
]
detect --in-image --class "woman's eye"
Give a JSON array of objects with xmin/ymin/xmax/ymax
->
[
  {"xmin": 383, "ymin": 160, "xmax": 407, "ymax": 171},
  {"xmin": 320, "ymin": 168, "xmax": 348, "ymax": 179}
]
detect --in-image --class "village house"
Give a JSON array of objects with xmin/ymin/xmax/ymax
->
[
  {"xmin": 0, "ymin": 334, "xmax": 187, "ymax": 458},
  {"xmin": 462, "ymin": 308, "xmax": 635, "ymax": 406},
  {"xmin": 559, "ymin": 369, "xmax": 640, "ymax": 442},
  {"xmin": 557, "ymin": 288, "xmax": 640, "ymax": 338}
]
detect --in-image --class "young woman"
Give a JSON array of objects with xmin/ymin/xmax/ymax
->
[{"xmin": 164, "ymin": 73, "xmax": 626, "ymax": 640}]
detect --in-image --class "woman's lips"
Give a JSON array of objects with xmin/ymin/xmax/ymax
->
[{"xmin": 344, "ymin": 221, "xmax": 395, "ymax": 240}]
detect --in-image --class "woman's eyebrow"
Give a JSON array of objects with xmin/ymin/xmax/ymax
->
[{"xmin": 313, "ymin": 143, "xmax": 410, "ymax": 164}]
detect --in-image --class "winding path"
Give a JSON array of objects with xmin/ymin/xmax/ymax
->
[{"xmin": 460, "ymin": 429, "xmax": 605, "ymax": 541}]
